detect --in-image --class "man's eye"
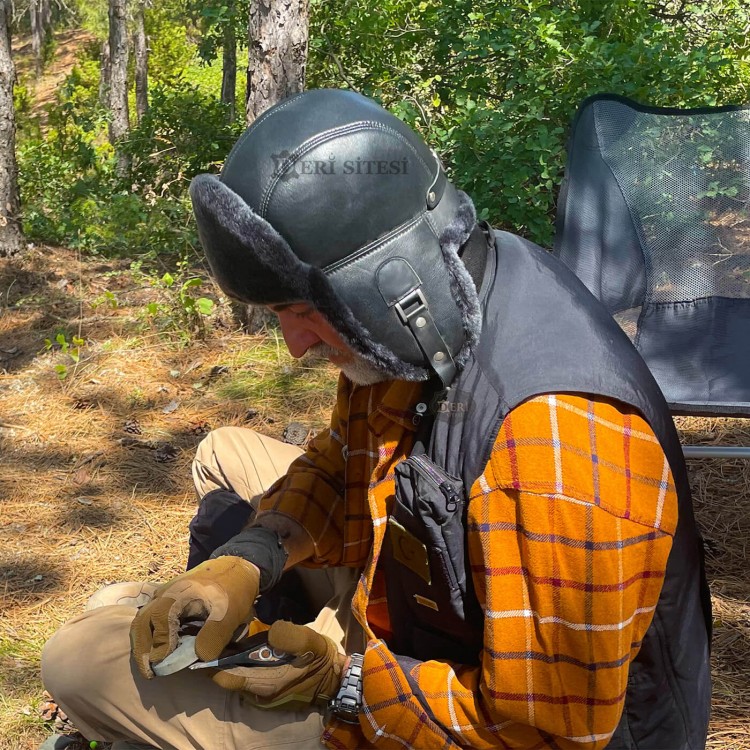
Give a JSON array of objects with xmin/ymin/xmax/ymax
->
[
  {"xmin": 269, "ymin": 303, "xmax": 312, "ymax": 318},
  {"xmin": 285, "ymin": 305, "xmax": 312, "ymax": 318}
]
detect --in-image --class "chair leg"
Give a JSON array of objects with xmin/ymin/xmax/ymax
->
[{"xmin": 682, "ymin": 446, "xmax": 750, "ymax": 459}]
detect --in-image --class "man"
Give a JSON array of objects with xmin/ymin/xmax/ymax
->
[{"xmin": 41, "ymin": 89, "xmax": 711, "ymax": 750}]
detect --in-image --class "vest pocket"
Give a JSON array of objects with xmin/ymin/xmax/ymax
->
[{"xmin": 382, "ymin": 454, "xmax": 483, "ymax": 664}]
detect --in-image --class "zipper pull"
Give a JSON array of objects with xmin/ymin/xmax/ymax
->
[{"xmin": 440, "ymin": 482, "xmax": 459, "ymax": 513}]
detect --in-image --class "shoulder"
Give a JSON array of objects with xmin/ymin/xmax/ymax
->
[{"xmin": 480, "ymin": 393, "xmax": 677, "ymax": 533}]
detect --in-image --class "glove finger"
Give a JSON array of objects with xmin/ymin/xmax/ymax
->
[
  {"xmin": 212, "ymin": 664, "xmax": 296, "ymax": 696},
  {"xmin": 147, "ymin": 597, "xmax": 181, "ymax": 665},
  {"xmin": 211, "ymin": 668, "xmax": 251, "ymax": 692},
  {"xmin": 130, "ymin": 608, "xmax": 156, "ymax": 679},
  {"xmin": 195, "ymin": 616, "xmax": 240, "ymax": 662},
  {"xmin": 268, "ymin": 620, "xmax": 326, "ymax": 657}
]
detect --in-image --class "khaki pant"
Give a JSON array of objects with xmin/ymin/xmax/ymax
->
[{"xmin": 42, "ymin": 427, "xmax": 362, "ymax": 750}]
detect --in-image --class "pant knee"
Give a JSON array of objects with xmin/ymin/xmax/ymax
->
[
  {"xmin": 187, "ymin": 488, "xmax": 255, "ymax": 568},
  {"xmin": 42, "ymin": 605, "xmax": 135, "ymax": 708},
  {"xmin": 192, "ymin": 426, "xmax": 244, "ymax": 474},
  {"xmin": 192, "ymin": 426, "xmax": 247, "ymax": 498}
]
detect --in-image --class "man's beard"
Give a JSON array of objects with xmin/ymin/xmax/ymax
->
[{"xmin": 305, "ymin": 343, "xmax": 391, "ymax": 386}]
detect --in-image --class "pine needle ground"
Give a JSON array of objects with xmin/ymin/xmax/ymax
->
[{"xmin": 1, "ymin": 246, "xmax": 749, "ymax": 748}]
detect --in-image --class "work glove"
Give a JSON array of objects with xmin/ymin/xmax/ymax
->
[
  {"xmin": 130, "ymin": 556, "xmax": 260, "ymax": 679},
  {"xmin": 212, "ymin": 620, "xmax": 345, "ymax": 708}
]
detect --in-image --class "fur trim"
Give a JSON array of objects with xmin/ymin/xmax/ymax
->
[
  {"xmin": 190, "ymin": 175, "xmax": 312, "ymax": 304},
  {"xmin": 437, "ymin": 191, "xmax": 483, "ymax": 370}
]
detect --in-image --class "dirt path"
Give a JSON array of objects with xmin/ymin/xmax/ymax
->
[{"xmin": 13, "ymin": 28, "xmax": 97, "ymax": 120}]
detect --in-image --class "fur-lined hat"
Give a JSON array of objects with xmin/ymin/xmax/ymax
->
[{"xmin": 190, "ymin": 89, "xmax": 481, "ymax": 386}]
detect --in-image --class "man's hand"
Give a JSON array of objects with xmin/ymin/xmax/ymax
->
[
  {"xmin": 130, "ymin": 556, "xmax": 260, "ymax": 679},
  {"xmin": 212, "ymin": 620, "xmax": 345, "ymax": 708}
]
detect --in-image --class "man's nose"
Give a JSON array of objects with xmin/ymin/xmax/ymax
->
[{"xmin": 277, "ymin": 313, "xmax": 321, "ymax": 358}]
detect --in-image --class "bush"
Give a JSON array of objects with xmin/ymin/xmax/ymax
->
[
  {"xmin": 122, "ymin": 80, "xmax": 242, "ymax": 195},
  {"xmin": 17, "ymin": 64, "xmax": 112, "ymax": 248},
  {"xmin": 18, "ymin": 68, "xmax": 241, "ymax": 258},
  {"xmin": 309, "ymin": 0, "xmax": 750, "ymax": 247}
]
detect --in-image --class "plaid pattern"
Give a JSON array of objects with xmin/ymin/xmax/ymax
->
[
  {"xmin": 261, "ymin": 385, "xmax": 676, "ymax": 750},
  {"xmin": 259, "ymin": 375, "xmax": 423, "ymax": 567}
]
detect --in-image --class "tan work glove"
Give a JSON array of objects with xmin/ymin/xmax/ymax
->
[
  {"xmin": 130, "ymin": 556, "xmax": 260, "ymax": 679},
  {"xmin": 212, "ymin": 620, "xmax": 345, "ymax": 708}
]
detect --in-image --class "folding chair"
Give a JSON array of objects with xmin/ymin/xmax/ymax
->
[{"xmin": 553, "ymin": 94, "xmax": 750, "ymax": 458}]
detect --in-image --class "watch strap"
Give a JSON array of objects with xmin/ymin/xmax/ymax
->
[{"xmin": 329, "ymin": 652, "xmax": 364, "ymax": 724}]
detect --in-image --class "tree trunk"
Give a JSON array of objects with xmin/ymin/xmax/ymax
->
[
  {"xmin": 243, "ymin": 0, "xmax": 308, "ymax": 331},
  {"xmin": 30, "ymin": 0, "xmax": 52, "ymax": 77},
  {"xmin": 220, "ymin": 20, "xmax": 236, "ymax": 123},
  {"xmin": 0, "ymin": 0, "xmax": 23, "ymax": 257},
  {"xmin": 108, "ymin": 0, "xmax": 130, "ymax": 177},
  {"xmin": 99, "ymin": 39, "xmax": 111, "ymax": 108},
  {"xmin": 30, "ymin": 0, "xmax": 43, "ymax": 77},
  {"xmin": 246, "ymin": 0, "xmax": 309, "ymax": 123},
  {"xmin": 41, "ymin": 0, "xmax": 52, "ymax": 31},
  {"xmin": 134, "ymin": 0, "xmax": 148, "ymax": 122}
]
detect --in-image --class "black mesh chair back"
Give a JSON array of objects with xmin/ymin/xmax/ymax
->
[{"xmin": 554, "ymin": 94, "xmax": 750, "ymax": 417}]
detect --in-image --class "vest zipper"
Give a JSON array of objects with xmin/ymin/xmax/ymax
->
[{"xmin": 408, "ymin": 454, "xmax": 461, "ymax": 513}]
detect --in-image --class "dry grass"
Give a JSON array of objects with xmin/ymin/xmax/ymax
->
[
  {"xmin": 0, "ymin": 245, "xmax": 338, "ymax": 749},
  {"xmin": 2, "ymin": 246, "xmax": 750, "ymax": 748},
  {"xmin": 677, "ymin": 415, "xmax": 750, "ymax": 747}
]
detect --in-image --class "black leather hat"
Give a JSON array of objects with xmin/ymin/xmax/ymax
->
[{"xmin": 190, "ymin": 89, "xmax": 481, "ymax": 385}]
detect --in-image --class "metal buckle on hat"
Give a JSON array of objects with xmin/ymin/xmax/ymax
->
[
  {"xmin": 394, "ymin": 287, "xmax": 457, "ymax": 388},
  {"xmin": 394, "ymin": 288, "xmax": 428, "ymax": 324}
]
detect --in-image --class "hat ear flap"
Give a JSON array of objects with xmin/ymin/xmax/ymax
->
[{"xmin": 190, "ymin": 174, "xmax": 312, "ymax": 305}]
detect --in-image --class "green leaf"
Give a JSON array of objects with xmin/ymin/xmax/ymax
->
[{"xmin": 196, "ymin": 297, "xmax": 215, "ymax": 315}]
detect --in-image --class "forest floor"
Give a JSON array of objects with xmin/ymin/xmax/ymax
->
[
  {"xmin": 2, "ymin": 251, "xmax": 750, "ymax": 750},
  {"xmin": 2, "ymin": 25, "xmax": 750, "ymax": 750},
  {"xmin": 0, "ymin": 245, "xmax": 337, "ymax": 750}
]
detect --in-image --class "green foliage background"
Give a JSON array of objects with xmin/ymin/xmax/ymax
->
[
  {"xmin": 15, "ymin": 0, "xmax": 750, "ymax": 257},
  {"xmin": 308, "ymin": 0, "xmax": 750, "ymax": 245}
]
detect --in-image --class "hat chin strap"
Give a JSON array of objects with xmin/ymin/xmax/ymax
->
[{"xmin": 394, "ymin": 287, "xmax": 457, "ymax": 388}]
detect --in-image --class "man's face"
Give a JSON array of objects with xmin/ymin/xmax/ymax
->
[{"xmin": 268, "ymin": 303, "xmax": 390, "ymax": 386}]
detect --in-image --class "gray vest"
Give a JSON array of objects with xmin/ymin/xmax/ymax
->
[{"xmin": 382, "ymin": 231, "xmax": 711, "ymax": 749}]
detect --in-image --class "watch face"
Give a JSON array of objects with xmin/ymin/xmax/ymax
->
[{"xmin": 332, "ymin": 702, "xmax": 360, "ymax": 724}]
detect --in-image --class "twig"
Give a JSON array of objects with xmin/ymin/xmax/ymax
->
[
  {"xmin": 384, "ymin": 28, "xmax": 432, "ymax": 38},
  {"xmin": 130, "ymin": 486, "xmax": 155, "ymax": 533},
  {"xmin": 74, "ymin": 450, "xmax": 105, "ymax": 468},
  {"xmin": 52, "ymin": 0, "xmax": 76, "ymax": 19},
  {"xmin": 0, "ymin": 420, "xmax": 32, "ymax": 431},
  {"xmin": 318, "ymin": 28, "xmax": 359, "ymax": 92}
]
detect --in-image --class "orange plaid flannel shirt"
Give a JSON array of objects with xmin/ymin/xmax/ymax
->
[{"xmin": 259, "ymin": 375, "xmax": 676, "ymax": 749}]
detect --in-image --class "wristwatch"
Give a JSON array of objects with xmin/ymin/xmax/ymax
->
[{"xmin": 329, "ymin": 652, "xmax": 364, "ymax": 724}]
